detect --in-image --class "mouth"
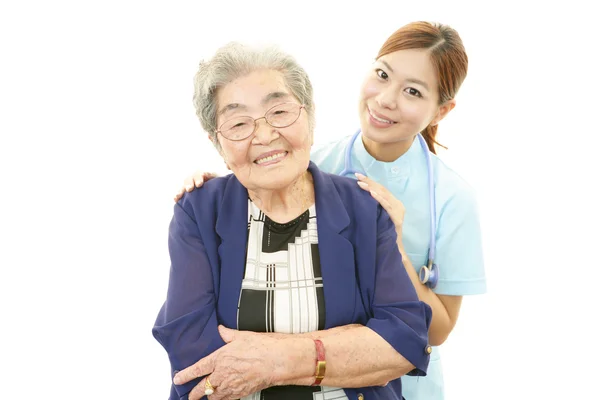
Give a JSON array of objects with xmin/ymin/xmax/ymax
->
[
  {"xmin": 254, "ymin": 150, "xmax": 288, "ymax": 165},
  {"xmin": 368, "ymin": 107, "xmax": 396, "ymax": 125}
]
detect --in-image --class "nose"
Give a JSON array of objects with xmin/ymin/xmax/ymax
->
[
  {"xmin": 376, "ymin": 86, "xmax": 398, "ymax": 110},
  {"xmin": 252, "ymin": 117, "xmax": 279, "ymax": 145}
]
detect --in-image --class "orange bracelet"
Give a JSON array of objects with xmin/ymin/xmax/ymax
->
[{"xmin": 312, "ymin": 339, "xmax": 326, "ymax": 386}]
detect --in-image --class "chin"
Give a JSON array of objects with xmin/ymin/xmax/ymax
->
[
  {"xmin": 250, "ymin": 170, "xmax": 297, "ymax": 191},
  {"xmin": 360, "ymin": 121, "xmax": 390, "ymax": 145}
]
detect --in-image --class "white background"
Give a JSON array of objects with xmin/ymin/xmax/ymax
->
[{"xmin": 1, "ymin": 1, "xmax": 599, "ymax": 399}]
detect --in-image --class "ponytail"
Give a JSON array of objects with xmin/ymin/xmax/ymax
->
[{"xmin": 421, "ymin": 124, "xmax": 447, "ymax": 155}]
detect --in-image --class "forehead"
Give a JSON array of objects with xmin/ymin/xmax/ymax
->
[
  {"xmin": 217, "ymin": 69, "xmax": 290, "ymax": 109},
  {"xmin": 378, "ymin": 49, "xmax": 438, "ymax": 88}
]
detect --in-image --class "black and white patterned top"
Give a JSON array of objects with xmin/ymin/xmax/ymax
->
[{"xmin": 237, "ymin": 200, "xmax": 349, "ymax": 400}]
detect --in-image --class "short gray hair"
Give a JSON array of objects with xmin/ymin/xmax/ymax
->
[{"xmin": 192, "ymin": 42, "xmax": 315, "ymax": 148}]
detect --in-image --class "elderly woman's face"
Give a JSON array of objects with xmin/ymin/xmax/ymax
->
[{"xmin": 215, "ymin": 69, "xmax": 313, "ymax": 191}]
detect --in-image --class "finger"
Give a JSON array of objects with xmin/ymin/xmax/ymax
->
[
  {"xmin": 370, "ymin": 189, "xmax": 393, "ymax": 212},
  {"xmin": 188, "ymin": 377, "xmax": 211, "ymax": 400},
  {"xmin": 183, "ymin": 177, "xmax": 195, "ymax": 192},
  {"xmin": 193, "ymin": 176, "xmax": 204, "ymax": 188},
  {"xmin": 357, "ymin": 180, "xmax": 389, "ymax": 204},
  {"xmin": 356, "ymin": 180, "xmax": 370, "ymax": 192},
  {"xmin": 355, "ymin": 173, "xmax": 387, "ymax": 196},
  {"xmin": 204, "ymin": 370, "xmax": 226, "ymax": 400},
  {"xmin": 174, "ymin": 189, "xmax": 184, "ymax": 202},
  {"xmin": 355, "ymin": 172, "xmax": 378, "ymax": 187},
  {"xmin": 218, "ymin": 325, "xmax": 236, "ymax": 343},
  {"xmin": 173, "ymin": 355, "xmax": 215, "ymax": 386},
  {"xmin": 355, "ymin": 172, "xmax": 368, "ymax": 181}
]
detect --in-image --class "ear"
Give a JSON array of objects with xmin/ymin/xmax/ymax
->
[
  {"xmin": 430, "ymin": 99, "xmax": 456, "ymax": 126},
  {"xmin": 209, "ymin": 133, "xmax": 226, "ymax": 157}
]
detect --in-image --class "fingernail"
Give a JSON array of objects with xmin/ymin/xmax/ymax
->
[
  {"xmin": 185, "ymin": 185, "xmax": 193, "ymax": 191},
  {"xmin": 357, "ymin": 181, "xmax": 368, "ymax": 188},
  {"xmin": 355, "ymin": 173, "xmax": 367, "ymax": 179},
  {"xmin": 370, "ymin": 190, "xmax": 379, "ymax": 196},
  {"xmin": 173, "ymin": 374, "xmax": 182, "ymax": 385}
]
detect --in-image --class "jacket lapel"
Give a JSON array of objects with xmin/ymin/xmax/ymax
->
[
  {"xmin": 309, "ymin": 162, "xmax": 358, "ymax": 329},
  {"xmin": 215, "ymin": 163, "xmax": 358, "ymax": 331},
  {"xmin": 215, "ymin": 176, "xmax": 248, "ymax": 329}
]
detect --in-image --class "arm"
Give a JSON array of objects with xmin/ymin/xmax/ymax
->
[
  {"xmin": 176, "ymin": 206, "xmax": 432, "ymax": 400},
  {"xmin": 396, "ymin": 246, "xmax": 462, "ymax": 346},
  {"xmin": 152, "ymin": 203, "xmax": 224, "ymax": 398},
  {"xmin": 356, "ymin": 173, "xmax": 461, "ymax": 346},
  {"xmin": 277, "ymin": 206, "xmax": 431, "ymax": 387},
  {"xmin": 413, "ymin": 186, "xmax": 486, "ymax": 344}
]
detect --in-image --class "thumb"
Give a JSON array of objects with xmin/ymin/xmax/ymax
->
[{"xmin": 218, "ymin": 325, "xmax": 236, "ymax": 343}]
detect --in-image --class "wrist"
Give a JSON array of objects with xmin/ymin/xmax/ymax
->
[{"xmin": 272, "ymin": 337, "xmax": 315, "ymax": 386}]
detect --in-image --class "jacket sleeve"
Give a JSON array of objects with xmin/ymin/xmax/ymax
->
[
  {"xmin": 366, "ymin": 207, "xmax": 433, "ymax": 376},
  {"xmin": 152, "ymin": 203, "xmax": 225, "ymax": 399}
]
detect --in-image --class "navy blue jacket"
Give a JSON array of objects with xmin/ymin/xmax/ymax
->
[{"xmin": 153, "ymin": 162, "xmax": 432, "ymax": 399}]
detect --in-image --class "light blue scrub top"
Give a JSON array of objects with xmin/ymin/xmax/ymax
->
[{"xmin": 311, "ymin": 134, "xmax": 487, "ymax": 400}]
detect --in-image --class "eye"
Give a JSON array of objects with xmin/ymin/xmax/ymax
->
[
  {"xmin": 376, "ymin": 68, "xmax": 388, "ymax": 80},
  {"xmin": 405, "ymin": 87, "xmax": 422, "ymax": 98}
]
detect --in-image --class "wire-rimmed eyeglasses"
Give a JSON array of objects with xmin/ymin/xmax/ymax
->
[{"xmin": 216, "ymin": 102, "xmax": 305, "ymax": 141}]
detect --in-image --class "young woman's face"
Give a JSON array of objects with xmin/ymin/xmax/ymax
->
[
  {"xmin": 215, "ymin": 69, "xmax": 312, "ymax": 192},
  {"xmin": 358, "ymin": 48, "xmax": 449, "ymax": 147}
]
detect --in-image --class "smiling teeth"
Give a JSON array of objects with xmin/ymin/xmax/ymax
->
[
  {"xmin": 370, "ymin": 111, "xmax": 393, "ymax": 124},
  {"xmin": 256, "ymin": 152, "xmax": 286, "ymax": 164}
]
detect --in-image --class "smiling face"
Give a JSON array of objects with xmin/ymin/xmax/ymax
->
[
  {"xmin": 358, "ymin": 48, "xmax": 453, "ymax": 150},
  {"xmin": 215, "ymin": 69, "xmax": 313, "ymax": 191}
]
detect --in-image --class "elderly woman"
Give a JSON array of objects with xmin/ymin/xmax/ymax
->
[{"xmin": 152, "ymin": 42, "xmax": 432, "ymax": 400}]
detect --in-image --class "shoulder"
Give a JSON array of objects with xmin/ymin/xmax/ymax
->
[
  {"xmin": 176, "ymin": 173, "xmax": 236, "ymax": 220},
  {"xmin": 317, "ymin": 167, "xmax": 374, "ymax": 205},
  {"xmin": 431, "ymin": 155, "xmax": 480, "ymax": 214},
  {"xmin": 310, "ymin": 135, "xmax": 353, "ymax": 168},
  {"xmin": 312, "ymin": 135, "xmax": 352, "ymax": 154},
  {"xmin": 313, "ymin": 166, "xmax": 394, "ymax": 236}
]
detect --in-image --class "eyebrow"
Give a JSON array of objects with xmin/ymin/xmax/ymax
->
[
  {"xmin": 262, "ymin": 91, "xmax": 290, "ymax": 104},
  {"xmin": 379, "ymin": 60, "xmax": 430, "ymax": 91},
  {"xmin": 218, "ymin": 91, "xmax": 291, "ymax": 116}
]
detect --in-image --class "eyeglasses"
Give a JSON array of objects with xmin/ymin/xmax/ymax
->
[{"xmin": 216, "ymin": 102, "xmax": 305, "ymax": 141}]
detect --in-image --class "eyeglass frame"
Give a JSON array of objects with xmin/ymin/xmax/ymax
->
[{"xmin": 215, "ymin": 102, "xmax": 306, "ymax": 142}]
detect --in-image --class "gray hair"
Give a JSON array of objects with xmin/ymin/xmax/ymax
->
[{"xmin": 192, "ymin": 42, "xmax": 315, "ymax": 148}]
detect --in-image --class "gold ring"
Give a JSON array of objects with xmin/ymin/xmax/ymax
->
[{"xmin": 204, "ymin": 376, "xmax": 215, "ymax": 396}]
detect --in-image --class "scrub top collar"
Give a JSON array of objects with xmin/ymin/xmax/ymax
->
[{"xmin": 353, "ymin": 134, "xmax": 423, "ymax": 192}]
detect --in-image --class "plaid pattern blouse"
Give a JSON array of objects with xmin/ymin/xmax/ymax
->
[{"xmin": 237, "ymin": 200, "xmax": 348, "ymax": 400}]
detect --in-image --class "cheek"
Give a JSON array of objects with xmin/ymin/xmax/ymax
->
[
  {"xmin": 400, "ymin": 101, "xmax": 431, "ymax": 125},
  {"xmin": 287, "ymin": 122, "xmax": 312, "ymax": 150},
  {"xmin": 361, "ymin": 80, "xmax": 380, "ymax": 101},
  {"xmin": 220, "ymin": 142, "xmax": 250, "ymax": 167}
]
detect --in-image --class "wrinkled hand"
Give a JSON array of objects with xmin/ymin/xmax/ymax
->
[
  {"xmin": 173, "ymin": 326, "xmax": 286, "ymax": 400},
  {"xmin": 174, "ymin": 171, "xmax": 218, "ymax": 202},
  {"xmin": 355, "ymin": 173, "xmax": 406, "ymax": 241}
]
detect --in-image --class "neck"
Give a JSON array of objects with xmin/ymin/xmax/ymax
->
[
  {"xmin": 362, "ymin": 134, "xmax": 416, "ymax": 162},
  {"xmin": 248, "ymin": 171, "xmax": 313, "ymax": 220}
]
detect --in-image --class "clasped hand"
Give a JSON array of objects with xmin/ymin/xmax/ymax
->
[{"xmin": 173, "ymin": 325, "xmax": 290, "ymax": 400}]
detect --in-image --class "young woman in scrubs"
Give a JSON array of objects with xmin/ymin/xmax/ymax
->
[{"xmin": 174, "ymin": 21, "xmax": 486, "ymax": 400}]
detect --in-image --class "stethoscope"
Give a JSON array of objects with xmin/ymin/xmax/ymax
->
[{"xmin": 341, "ymin": 129, "xmax": 439, "ymax": 289}]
